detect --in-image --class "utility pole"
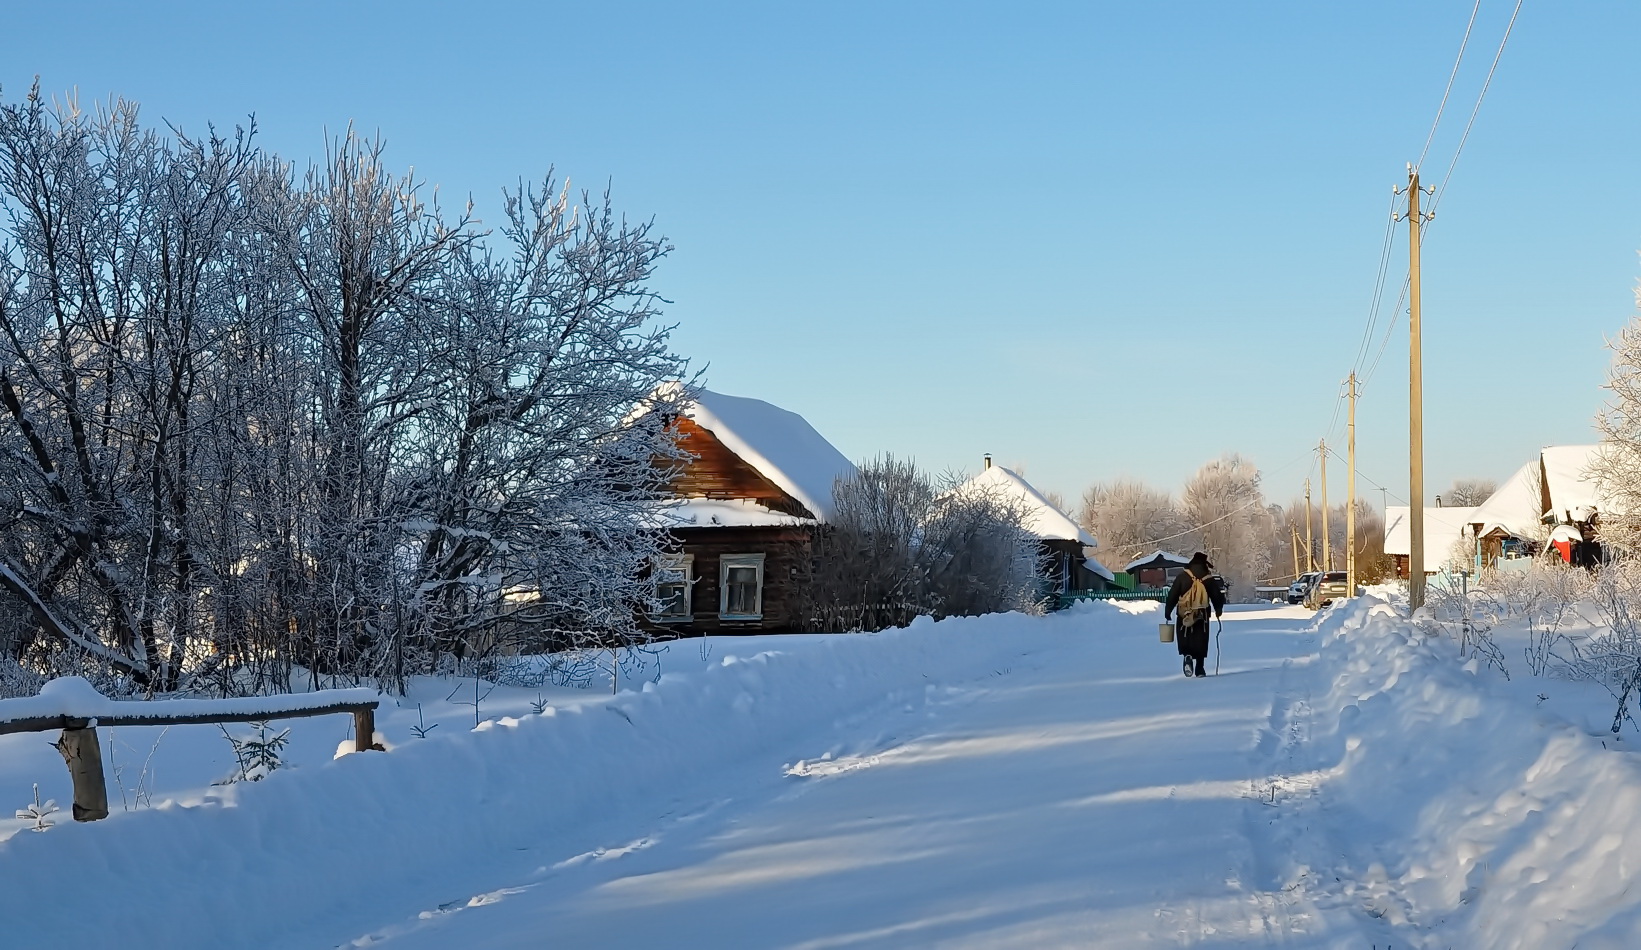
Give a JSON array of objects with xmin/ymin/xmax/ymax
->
[
  {"xmin": 1319, "ymin": 439, "xmax": 1330, "ymax": 572},
  {"xmin": 1290, "ymin": 524, "xmax": 1301, "ymax": 582},
  {"xmin": 1396, "ymin": 166, "xmax": 1434, "ymax": 610},
  {"xmin": 1347, "ymin": 373, "xmax": 1358, "ymax": 597},
  {"xmin": 1304, "ymin": 478, "xmax": 1315, "ymax": 572}
]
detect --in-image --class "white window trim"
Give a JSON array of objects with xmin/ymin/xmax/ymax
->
[
  {"xmin": 654, "ymin": 554, "xmax": 694, "ymax": 623},
  {"xmin": 719, "ymin": 553, "xmax": 766, "ymax": 620}
]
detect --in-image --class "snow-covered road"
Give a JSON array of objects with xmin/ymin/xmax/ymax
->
[
  {"xmin": 350, "ymin": 604, "xmax": 1356, "ymax": 948},
  {"xmin": 7, "ymin": 599, "xmax": 1641, "ymax": 949}
]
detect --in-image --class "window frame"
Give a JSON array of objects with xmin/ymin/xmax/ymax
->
[
  {"xmin": 718, "ymin": 553, "xmax": 766, "ymax": 620},
  {"xmin": 653, "ymin": 554, "xmax": 695, "ymax": 623}
]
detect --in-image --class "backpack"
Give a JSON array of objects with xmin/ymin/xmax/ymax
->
[{"xmin": 1177, "ymin": 571, "xmax": 1210, "ymax": 623}]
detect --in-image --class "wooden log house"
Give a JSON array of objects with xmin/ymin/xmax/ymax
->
[{"xmin": 641, "ymin": 387, "xmax": 857, "ymax": 635}]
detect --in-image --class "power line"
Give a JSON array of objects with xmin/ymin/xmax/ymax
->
[
  {"xmin": 1325, "ymin": 445, "xmax": 1406, "ymax": 506},
  {"xmin": 1429, "ymin": 0, "xmax": 1525, "ymax": 217},
  {"xmin": 1416, "ymin": 0, "xmax": 1483, "ymax": 172},
  {"xmin": 1128, "ymin": 446, "xmax": 1315, "ymax": 550},
  {"xmin": 1349, "ymin": 192, "xmax": 1402, "ymax": 377}
]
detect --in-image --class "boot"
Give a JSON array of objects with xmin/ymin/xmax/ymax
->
[
  {"xmin": 1182, "ymin": 657, "xmax": 1194, "ymax": 678},
  {"xmin": 1194, "ymin": 659, "xmax": 1207, "ymax": 678}
]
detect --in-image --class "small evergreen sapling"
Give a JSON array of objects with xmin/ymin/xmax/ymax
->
[
  {"xmin": 15, "ymin": 784, "xmax": 57, "ymax": 831},
  {"xmin": 219, "ymin": 721, "xmax": 291, "ymax": 783}
]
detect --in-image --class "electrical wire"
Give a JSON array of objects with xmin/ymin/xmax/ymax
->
[
  {"xmin": 1350, "ymin": 192, "xmax": 1402, "ymax": 378},
  {"xmin": 1302, "ymin": 1, "xmax": 1523, "ymax": 533},
  {"xmin": 1360, "ymin": 276, "xmax": 1411, "ymax": 388},
  {"xmin": 1128, "ymin": 447, "xmax": 1316, "ymax": 551},
  {"xmin": 1416, "ymin": 0, "xmax": 1483, "ymax": 173},
  {"xmin": 1428, "ymin": 0, "xmax": 1525, "ymax": 217}
]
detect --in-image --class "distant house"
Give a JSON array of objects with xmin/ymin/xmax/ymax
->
[
  {"xmin": 1381, "ymin": 444, "xmax": 1623, "ymax": 577},
  {"xmin": 1124, "ymin": 551, "xmax": 1191, "ymax": 589},
  {"xmin": 951, "ymin": 461, "xmax": 1116, "ymax": 595},
  {"xmin": 1467, "ymin": 444, "xmax": 1617, "ymax": 569},
  {"xmin": 1382, "ymin": 505, "xmax": 1481, "ymax": 577},
  {"xmin": 642, "ymin": 387, "xmax": 857, "ymax": 635}
]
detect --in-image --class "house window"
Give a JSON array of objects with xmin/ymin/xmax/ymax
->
[
  {"xmin": 654, "ymin": 555, "xmax": 693, "ymax": 622},
  {"xmin": 719, "ymin": 553, "xmax": 765, "ymax": 620}
]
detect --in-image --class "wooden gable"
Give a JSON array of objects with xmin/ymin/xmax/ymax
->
[{"xmin": 663, "ymin": 417, "xmax": 814, "ymax": 518}]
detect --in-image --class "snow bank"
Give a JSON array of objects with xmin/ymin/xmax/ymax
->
[
  {"xmin": 1300, "ymin": 596, "xmax": 1641, "ymax": 948},
  {"xmin": 0, "ymin": 603, "xmax": 1146, "ymax": 950}
]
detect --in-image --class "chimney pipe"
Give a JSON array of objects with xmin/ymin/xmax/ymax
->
[{"xmin": 983, "ymin": 453, "xmax": 992, "ymax": 470}]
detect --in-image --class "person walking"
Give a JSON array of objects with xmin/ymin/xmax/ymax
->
[{"xmin": 1163, "ymin": 551, "xmax": 1226, "ymax": 678}]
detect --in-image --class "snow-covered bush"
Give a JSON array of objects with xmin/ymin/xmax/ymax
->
[
  {"xmin": 1425, "ymin": 572, "xmax": 1509, "ymax": 677},
  {"xmin": 1443, "ymin": 559, "xmax": 1641, "ymax": 732},
  {"xmin": 809, "ymin": 456, "xmax": 1041, "ymax": 632}
]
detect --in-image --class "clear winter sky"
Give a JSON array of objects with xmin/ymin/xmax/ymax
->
[{"xmin": 3, "ymin": 1, "xmax": 1637, "ymax": 512}]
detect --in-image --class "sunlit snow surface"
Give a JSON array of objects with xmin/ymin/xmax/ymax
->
[{"xmin": 2, "ymin": 598, "xmax": 1639, "ymax": 949}]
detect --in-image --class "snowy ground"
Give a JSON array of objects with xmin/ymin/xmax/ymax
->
[{"xmin": 3, "ymin": 598, "xmax": 1640, "ymax": 948}]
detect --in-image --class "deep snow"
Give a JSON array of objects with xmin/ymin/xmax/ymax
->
[{"xmin": 1, "ymin": 597, "xmax": 1638, "ymax": 949}]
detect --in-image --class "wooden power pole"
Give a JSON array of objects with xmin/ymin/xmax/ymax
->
[
  {"xmin": 1347, "ymin": 373, "xmax": 1358, "ymax": 597},
  {"xmin": 1397, "ymin": 166, "xmax": 1434, "ymax": 610},
  {"xmin": 1304, "ymin": 478, "xmax": 1315, "ymax": 572},
  {"xmin": 1319, "ymin": 439, "xmax": 1330, "ymax": 572}
]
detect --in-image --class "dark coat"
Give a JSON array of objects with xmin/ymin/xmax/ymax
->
[
  {"xmin": 1163, "ymin": 560, "xmax": 1227, "ymax": 661},
  {"xmin": 1163, "ymin": 561, "xmax": 1227, "ymax": 622}
]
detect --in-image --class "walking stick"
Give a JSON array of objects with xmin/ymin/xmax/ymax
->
[{"xmin": 1214, "ymin": 615, "xmax": 1223, "ymax": 675}]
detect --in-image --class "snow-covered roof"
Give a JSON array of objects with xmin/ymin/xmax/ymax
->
[
  {"xmin": 657, "ymin": 498, "xmax": 813, "ymax": 529},
  {"xmin": 951, "ymin": 465, "xmax": 1097, "ymax": 547},
  {"xmin": 1125, "ymin": 551, "xmax": 1189, "ymax": 573},
  {"xmin": 1469, "ymin": 444, "xmax": 1620, "ymax": 540},
  {"xmin": 638, "ymin": 384, "xmax": 857, "ymax": 522},
  {"xmin": 1470, "ymin": 458, "xmax": 1543, "ymax": 540},
  {"xmin": 1083, "ymin": 556, "xmax": 1115, "ymax": 582},
  {"xmin": 685, "ymin": 388, "xmax": 856, "ymax": 522},
  {"xmin": 1382, "ymin": 505, "xmax": 1479, "ymax": 570},
  {"xmin": 1541, "ymin": 444, "xmax": 1611, "ymax": 519}
]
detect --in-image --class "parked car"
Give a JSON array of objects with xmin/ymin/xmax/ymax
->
[
  {"xmin": 1305, "ymin": 570, "xmax": 1349, "ymax": 609},
  {"xmin": 1287, "ymin": 572, "xmax": 1319, "ymax": 604}
]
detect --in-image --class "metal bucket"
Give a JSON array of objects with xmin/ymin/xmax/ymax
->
[{"xmin": 1158, "ymin": 622, "xmax": 1175, "ymax": 643}]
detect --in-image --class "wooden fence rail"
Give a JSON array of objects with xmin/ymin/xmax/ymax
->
[{"xmin": 0, "ymin": 689, "xmax": 381, "ymax": 823}]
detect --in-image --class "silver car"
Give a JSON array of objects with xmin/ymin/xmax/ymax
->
[
  {"xmin": 1287, "ymin": 572, "xmax": 1319, "ymax": 604},
  {"xmin": 1305, "ymin": 571, "xmax": 1349, "ymax": 608}
]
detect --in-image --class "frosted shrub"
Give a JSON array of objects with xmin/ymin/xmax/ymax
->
[
  {"xmin": 1469, "ymin": 559, "xmax": 1641, "ymax": 733},
  {"xmin": 1425, "ymin": 574, "xmax": 1508, "ymax": 678},
  {"xmin": 810, "ymin": 456, "xmax": 1041, "ymax": 632},
  {"xmin": 1582, "ymin": 562, "xmax": 1641, "ymax": 732}
]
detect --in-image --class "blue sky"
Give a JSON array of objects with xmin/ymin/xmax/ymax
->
[{"xmin": 4, "ymin": 1, "xmax": 1638, "ymax": 511}]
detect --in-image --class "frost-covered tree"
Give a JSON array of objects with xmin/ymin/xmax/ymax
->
[
  {"xmin": 0, "ymin": 86, "xmax": 688, "ymax": 695},
  {"xmin": 1076, "ymin": 478, "xmax": 1188, "ymax": 569},
  {"xmin": 1593, "ymin": 307, "xmax": 1641, "ymax": 554},
  {"xmin": 1443, "ymin": 478, "xmax": 1497, "ymax": 508},
  {"xmin": 1180, "ymin": 454, "xmax": 1271, "ymax": 598}
]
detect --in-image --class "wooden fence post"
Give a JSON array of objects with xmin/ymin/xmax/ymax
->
[
  {"xmin": 54, "ymin": 726, "xmax": 109, "ymax": 822},
  {"xmin": 353, "ymin": 707, "xmax": 378, "ymax": 753}
]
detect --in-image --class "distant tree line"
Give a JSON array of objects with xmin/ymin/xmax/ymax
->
[
  {"xmin": 0, "ymin": 87, "xmax": 689, "ymax": 696},
  {"xmin": 1077, "ymin": 454, "xmax": 1395, "ymax": 598}
]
